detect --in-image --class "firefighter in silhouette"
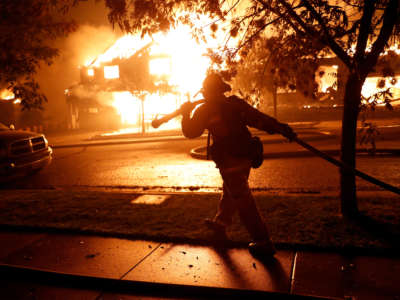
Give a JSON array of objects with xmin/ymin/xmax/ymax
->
[{"xmin": 181, "ymin": 73, "xmax": 296, "ymax": 257}]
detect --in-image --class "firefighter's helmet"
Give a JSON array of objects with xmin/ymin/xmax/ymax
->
[{"xmin": 202, "ymin": 73, "xmax": 231, "ymax": 94}]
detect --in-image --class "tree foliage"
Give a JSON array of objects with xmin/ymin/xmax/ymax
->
[
  {"xmin": 0, "ymin": 0, "xmax": 82, "ymax": 109},
  {"xmin": 231, "ymin": 36, "xmax": 319, "ymax": 108},
  {"xmin": 105, "ymin": 1, "xmax": 399, "ymax": 98}
]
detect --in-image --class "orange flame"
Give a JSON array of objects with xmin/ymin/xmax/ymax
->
[
  {"xmin": 0, "ymin": 89, "xmax": 15, "ymax": 100},
  {"xmin": 88, "ymin": 25, "xmax": 219, "ymax": 126}
]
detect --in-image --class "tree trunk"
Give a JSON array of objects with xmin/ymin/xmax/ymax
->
[
  {"xmin": 141, "ymin": 98, "xmax": 145, "ymax": 134},
  {"xmin": 273, "ymin": 86, "xmax": 277, "ymax": 118},
  {"xmin": 340, "ymin": 73, "xmax": 363, "ymax": 218}
]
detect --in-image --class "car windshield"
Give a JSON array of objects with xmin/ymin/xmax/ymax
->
[{"xmin": 0, "ymin": 123, "xmax": 10, "ymax": 131}]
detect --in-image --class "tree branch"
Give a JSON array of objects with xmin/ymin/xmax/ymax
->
[
  {"xmin": 364, "ymin": 0, "xmax": 400, "ymax": 75},
  {"xmin": 222, "ymin": 3, "xmax": 261, "ymax": 51},
  {"xmin": 300, "ymin": 0, "xmax": 352, "ymax": 68},
  {"xmin": 255, "ymin": 0, "xmax": 352, "ymax": 68},
  {"xmin": 334, "ymin": 19, "xmax": 360, "ymax": 39},
  {"xmin": 233, "ymin": 15, "xmax": 281, "ymax": 56},
  {"xmin": 354, "ymin": 1, "xmax": 375, "ymax": 61},
  {"xmin": 200, "ymin": 0, "xmax": 242, "ymax": 29},
  {"xmin": 237, "ymin": 11, "xmax": 258, "ymax": 49},
  {"xmin": 254, "ymin": 0, "xmax": 307, "ymax": 35},
  {"xmin": 221, "ymin": 0, "xmax": 242, "ymax": 17}
]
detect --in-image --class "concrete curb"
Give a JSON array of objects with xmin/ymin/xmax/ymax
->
[
  {"xmin": 50, "ymin": 135, "xmax": 199, "ymax": 149},
  {"xmin": 0, "ymin": 264, "xmax": 333, "ymax": 300},
  {"xmin": 50, "ymin": 128, "xmax": 333, "ymax": 150}
]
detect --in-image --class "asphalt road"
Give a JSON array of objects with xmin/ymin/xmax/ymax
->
[{"xmin": 4, "ymin": 130, "xmax": 400, "ymax": 193}]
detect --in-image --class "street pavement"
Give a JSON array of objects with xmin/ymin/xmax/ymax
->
[
  {"xmin": 47, "ymin": 120, "xmax": 400, "ymax": 155},
  {"xmin": 2, "ymin": 120, "xmax": 400, "ymax": 299}
]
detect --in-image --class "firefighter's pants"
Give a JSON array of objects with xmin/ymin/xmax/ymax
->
[{"xmin": 214, "ymin": 158, "xmax": 272, "ymax": 242}]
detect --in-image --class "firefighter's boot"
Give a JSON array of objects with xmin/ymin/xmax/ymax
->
[
  {"xmin": 204, "ymin": 218, "xmax": 228, "ymax": 241},
  {"xmin": 248, "ymin": 241, "xmax": 276, "ymax": 258}
]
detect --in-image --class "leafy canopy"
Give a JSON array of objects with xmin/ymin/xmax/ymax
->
[
  {"xmin": 0, "ymin": 0, "xmax": 81, "ymax": 109},
  {"xmin": 105, "ymin": 0, "xmax": 399, "ymax": 89}
]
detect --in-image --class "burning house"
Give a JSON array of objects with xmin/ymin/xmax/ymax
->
[
  {"xmin": 65, "ymin": 30, "xmax": 210, "ymax": 132},
  {"xmin": 317, "ymin": 51, "xmax": 400, "ymax": 106}
]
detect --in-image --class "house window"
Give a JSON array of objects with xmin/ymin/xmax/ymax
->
[{"xmin": 104, "ymin": 65, "xmax": 119, "ymax": 79}]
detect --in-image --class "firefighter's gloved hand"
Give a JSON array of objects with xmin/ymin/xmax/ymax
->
[
  {"xmin": 180, "ymin": 102, "xmax": 197, "ymax": 115},
  {"xmin": 279, "ymin": 123, "xmax": 297, "ymax": 142}
]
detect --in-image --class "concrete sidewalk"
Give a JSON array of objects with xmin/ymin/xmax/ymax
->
[{"xmin": 1, "ymin": 229, "xmax": 399, "ymax": 299}]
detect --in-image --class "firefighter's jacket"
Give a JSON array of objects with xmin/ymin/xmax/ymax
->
[{"xmin": 181, "ymin": 95, "xmax": 283, "ymax": 168}]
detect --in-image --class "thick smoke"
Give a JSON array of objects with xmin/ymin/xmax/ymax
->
[
  {"xmin": 70, "ymin": 84, "xmax": 115, "ymax": 108},
  {"xmin": 33, "ymin": 0, "xmax": 122, "ymax": 128}
]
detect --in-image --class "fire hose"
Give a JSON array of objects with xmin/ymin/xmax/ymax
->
[
  {"xmin": 291, "ymin": 136, "xmax": 400, "ymax": 195},
  {"xmin": 151, "ymin": 99, "xmax": 205, "ymax": 129},
  {"xmin": 151, "ymin": 101, "xmax": 400, "ymax": 196}
]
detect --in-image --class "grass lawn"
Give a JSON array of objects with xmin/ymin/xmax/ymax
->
[{"xmin": 1, "ymin": 189, "xmax": 399, "ymax": 254}]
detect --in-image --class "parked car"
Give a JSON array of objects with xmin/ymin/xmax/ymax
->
[{"xmin": 0, "ymin": 123, "xmax": 52, "ymax": 182}]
